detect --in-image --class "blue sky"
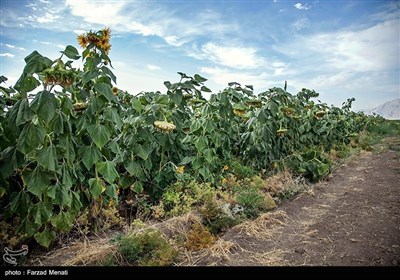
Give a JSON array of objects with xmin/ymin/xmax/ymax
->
[{"xmin": 0, "ymin": 0, "xmax": 399, "ymax": 110}]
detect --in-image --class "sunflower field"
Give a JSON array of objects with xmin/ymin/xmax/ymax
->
[{"xmin": 0, "ymin": 29, "xmax": 378, "ymax": 248}]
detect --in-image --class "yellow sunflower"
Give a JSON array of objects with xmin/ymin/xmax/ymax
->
[{"xmin": 77, "ymin": 34, "xmax": 88, "ymax": 48}]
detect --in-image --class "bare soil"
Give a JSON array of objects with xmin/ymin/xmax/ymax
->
[{"xmin": 197, "ymin": 137, "xmax": 400, "ymax": 266}]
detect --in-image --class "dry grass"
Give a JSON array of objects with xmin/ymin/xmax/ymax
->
[
  {"xmin": 232, "ymin": 210, "xmax": 288, "ymax": 239},
  {"xmin": 152, "ymin": 212, "xmax": 202, "ymax": 240},
  {"xmin": 178, "ymin": 238, "xmax": 241, "ymax": 266},
  {"xmin": 251, "ymin": 249, "xmax": 290, "ymax": 266},
  {"xmin": 31, "ymin": 237, "xmax": 118, "ymax": 266}
]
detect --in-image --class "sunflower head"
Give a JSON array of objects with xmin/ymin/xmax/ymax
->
[
  {"xmin": 102, "ymin": 27, "xmax": 111, "ymax": 39},
  {"xmin": 176, "ymin": 166, "xmax": 185, "ymax": 174},
  {"xmin": 223, "ymin": 165, "xmax": 229, "ymax": 171},
  {"xmin": 77, "ymin": 34, "xmax": 88, "ymax": 48},
  {"xmin": 112, "ymin": 87, "xmax": 118, "ymax": 96},
  {"xmin": 154, "ymin": 121, "xmax": 176, "ymax": 133},
  {"xmin": 104, "ymin": 44, "xmax": 111, "ymax": 55}
]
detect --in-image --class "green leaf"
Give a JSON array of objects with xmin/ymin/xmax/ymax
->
[
  {"xmin": 106, "ymin": 184, "xmax": 118, "ymax": 200},
  {"xmin": 89, "ymin": 177, "xmax": 105, "ymax": 198},
  {"xmin": 71, "ymin": 191, "xmax": 82, "ymax": 212},
  {"xmin": 125, "ymin": 161, "xmax": 143, "ymax": 178},
  {"xmin": 131, "ymin": 98, "xmax": 143, "ymax": 113},
  {"xmin": 51, "ymin": 212, "xmax": 74, "ymax": 232},
  {"xmin": 87, "ymin": 124, "xmax": 111, "ymax": 149},
  {"xmin": 104, "ymin": 107, "xmax": 122, "ymax": 130},
  {"xmin": 168, "ymin": 90, "xmax": 182, "ymax": 105},
  {"xmin": 195, "ymin": 136, "xmax": 208, "ymax": 152},
  {"xmin": 49, "ymin": 112, "xmax": 65, "ymax": 135},
  {"xmin": 81, "ymin": 145, "xmax": 102, "ymax": 169},
  {"xmin": 0, "ymin": 146, "xmax": 23, "ymax": 178},
  {"xmin": 94, "ymin": 82, "xmax": 116, "ymax": 102},
  {"xmin": 179, "ymin": 156, "xmax": 195, "ymax": 165},
  {"xmin": 17, "ymin": 76, "xmax": 40, "ymax": 94},
  {"xmin": 23, "ymin": 166, "xmax": 51, "ymax": 198},
  {"xmin": 101, "ymin": 66, "xmax": 117, "ymax": 83},
  {"xmin": 134, "ymin": 144, "xmax": 150, "ymax": 160},
  {"xmin": 64, "ymin": 136, "xmax": 76, "ymax": 166},
  {"xmin": 36, "ymin": 145, "xmax": 57, "ymax": 171},
  {"xmin": 194, "ymin": 74, "xmax": 207, "ymax": 83},
  {"xmin": 203, "ymin": 148, "xmax": 214, "ymax": 164},
  {"xmin": 97, "ymin": 161, "xmax": 118, "ymax": 184},
  {"xmin": 82, "ymin": 70, "xmax": 100, "ymax": 84},
  {"xmin": 32, "ymin": 202, "xmax": 53, "ymax": 225},
  {"xmin": 131, "ymin": 181, "xmax": 143, "ymax": 193},
  {"xmin": 62, "ymin": 165, "xmax": 73, "ymax": 189},
  {"xmin": 164, "ymin": 81, "xmax": 172, "ymax": 90},
  {"xmin": 30, "ymin": 91, "xmax": 58, "ymax": 124},
  {"xmin": 201, "ymin": 86, "xmax": 211, "ymax": 92},
  {"xmin": 17, "ymin": 122, "xmax": 46, "ymax": 154},
  {"xmin": 60, "ymin": 45, "xmax": 80, "ymax": 60},
  {"xmin": 34, "ymin": 229, "xmax": 56, "ymax": 248},
  {"xmin": 22, "ymin": 52, "xmax": 52, "ymax": 76}
]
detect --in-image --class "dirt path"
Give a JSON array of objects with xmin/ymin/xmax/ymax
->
[{"xmin": 199, "ymin": 137, "xmax": 400, "ymax": 266}]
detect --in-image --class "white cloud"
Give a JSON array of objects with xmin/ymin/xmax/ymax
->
[
  {"xmin": 73, "ymin": 29, "xmax": 86, "ymax": 35},
  {"xmin": 37, "ymin": 12, "xmax": 59, "ymax": 23},
  {"xmin": 65, "ymin": 0, "xmax": 126, "ymax": 26},
  {"xmin": 57, "ymin": 44, "xmax": 66, "ymax": 49},
  {"xmin": 0, "ymin": 53, "xmax": 15, "ymax": 58},
  {"xmin": 292, "ymin": 18, "xmax": 309, "ymax": 31},
  {"xmin": 294, "ymin": 3, "xmax": 311, "ymax": 10},
  {"xmin": 199, "ymin": 43, "xmax": 264, "ymax": 69},
  {"xmin": 276, "ymin": 19, "xmax": 399, "ymax": 72},
  {"xmin": 4, "ymin": 44, "xmax": 26, "ymax": 51},
  {"xmin": 146, "ymin": 64, "xmax": 161, "ymax": 71},
  {"xmin": 200, "ymin": 66, "xmax": 276, "ymax": 91}
]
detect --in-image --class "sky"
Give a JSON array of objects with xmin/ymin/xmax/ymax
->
[{"xmin": 0, "ymin": 0, "xmax": 399, "ymax": 110}]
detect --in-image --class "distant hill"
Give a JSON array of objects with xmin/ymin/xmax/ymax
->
[{"xmin": 363, "ymin": 98, "xmax": 400, "ymax": 120}]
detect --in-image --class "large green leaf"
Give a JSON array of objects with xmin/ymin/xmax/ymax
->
[
  {"xmin": 104, "ymin": 107, "xmax": 122, "ymax": 129},
  {"xmin": 101, "ymin": 66, "xmax": 117, "ymax": 83},
  {"xmin": 54, "ymin": 184, "xmax": 71, "ymax": 207},
  {"xmin": 34, "ymin": 229, "xmax": 56, "ymax": 248},
  {"xmin": 94, "ymin": 82, "xmax": 116, "ymax": 102},
  {"xmin": 81, "ymin": 144, "xmax": 102, "ymax": 169},
  {"xmin": 36, "ymin": 145, "xmax": 57, "ymax": 171},
  {"xmin": 96, "ymin": 161, "xmax": 118, "ymax": 184},
  {"xmin": 87, "ymin": 124, "xmax": 111, "ymax": 149},
  {"xmin": 23, "ymin": 166, "xmax": 51, "ymax": 198},
  {"xmin": 60, "ymin": 45, "xmax": 80, "ymax": 60},
  {"xmin": 17, "ymin": 122, "xmax": 46, "ymax": 154},
  {"xmin": 22, "ymin": 51, "xmax": 52, "ymax": 76},
  {"xmin": 89, "ymin": 177, "xmax": 105, "ymax": 198},
  {"xmin": 16, "ymin": 98, "xmax": 34, "ymax": 125},
  {"xmin": 105, "ymin": 184, "xmax": 118, "ymax": 200},
  {"xmin": 30, "ymin": 91, "xmax": 58, "ymax": 124},
  {"xmin": 0, "ymin": 146, "xmax": 23, "ymax": 178},
  {"xmin": 51, "ymin": 212, "xmax": 74, "ymax": 232},
  {"xmin": 17, "ymin": 76, "xmax": 40, "ymax": 94},
  {"xmin": 195, "ymin": 136, "xmax": 208, "ymax": 152},
  {"xmin": 32, "ymin": 202, "xmax": 53, "ymax": 225},
  {"xmin": 134, "ymin": 144, "xmax": 150, "ymax": 160}
]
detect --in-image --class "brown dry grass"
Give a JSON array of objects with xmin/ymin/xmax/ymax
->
[
  {"xmin": 233, "ymin": 210, "xmax": 288, "ymax": 239},
  {"xmin": 31, "ymin": 237, "xmax": 118, "ymax": 266}
]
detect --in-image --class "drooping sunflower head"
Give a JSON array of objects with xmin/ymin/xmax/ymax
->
[{"xmin": 154, "ymin": 121, "xmax": 176, "ymax": 133}]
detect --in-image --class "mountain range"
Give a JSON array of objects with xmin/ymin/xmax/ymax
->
[{"xmin": 362, "ymin": 98, "xmax": 400, "ymax": 120}]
